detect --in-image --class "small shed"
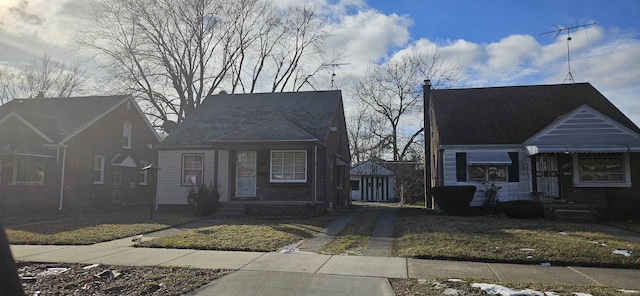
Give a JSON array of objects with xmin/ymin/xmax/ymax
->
[{"xmin": 350, "ymin": 161, "xmax": 395, "ymax": 202}]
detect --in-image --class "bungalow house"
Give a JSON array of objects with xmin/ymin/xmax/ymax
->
[
  {"xmin": 350, "ymin": 161, "xmax": 424, "ymax": 203},
  {"xmin": 155, "ymin": 91, "xmax": 351, "ymax": 213},
  {"xmin": 427, "ymin": 83, "xmax": 640, "ymax": 210},
  {"xmin": 0, "ymin": 95, "xmax": 161, "ymax": 213}
]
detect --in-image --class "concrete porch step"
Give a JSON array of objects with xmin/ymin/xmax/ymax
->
[
  {"xmin": 212, "ymin": 206, "xmax": 246, "ymax": 219},
  {"xmin": 554, "ymin": 209, "xmax": 597, "ymax": 224}
]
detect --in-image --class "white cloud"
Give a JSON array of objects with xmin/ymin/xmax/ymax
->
[
  {"xmin": 485, "ymin": 34, "xmax": 540, "ymax": 71},
  {"xmin": 326, "ymin": 10, "xmax": 412, "ymax": 72}
]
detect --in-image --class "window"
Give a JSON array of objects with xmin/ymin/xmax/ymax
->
[
  {"xmin": 13, "ymin": 156, "xmax": 45, "ymax": 184},
  {"xmin": 93, "ymin": 155, "xmax": 105, "ymax": 184},
  {"xmin": 122, "ymin": 122, "xmax": 132, "ymax": 149},
  {"xmin": 350, "ymin": 180, "xmax": 360, "ymax": 191},
  {"xmin": 270, "ymin": 150, "xmax": 307, "ymax": 182},
  {"xmin": 574, "ymin": 153, "xmax": 630, "ymax": 187},
  {"xmin": 456, "ymin": 152, "xmax": 518, "ymax": 182},
  {"xmin": 468, "ymin": 165, "xmax": 507, "ymax": 181},
  {"xmin": 182, "ymin": 154, "xmax": 203, "ymax": 185}
]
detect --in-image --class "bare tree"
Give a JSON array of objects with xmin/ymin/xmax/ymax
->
[
  {"xmin": 346, "ymin": 100, "xmax": 389, "ymax": 165},
  {"xmin": 351, "ymin": 50, "xmax": 463, "ymax": 161},
  {"xmin": 75, "ymin": 0, "xmax": 331, "ymax": 130},
  {"xmin": 0, "ymin": 53, "xmax": 87, "ymax": 103}
]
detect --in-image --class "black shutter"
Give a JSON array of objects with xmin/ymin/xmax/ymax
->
[
  {"xmin": 456, "ymin": 152, "xmax": 467, "ymax": 182},
  {"xmin": 508, "ymin": 152, "xmax": 519, "ymax": 182}
]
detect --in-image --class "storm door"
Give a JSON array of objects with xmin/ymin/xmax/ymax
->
[
  {"xmin": 535, "ymin": 154, "xmax": 559, "ymax": 198},
  {"xmin": 112, "ymin": 169, "xmax": 123, "ymax": 204},
  {"xmin": 236, "ymin": 151, "xmax": 257, "ymax": 198}
]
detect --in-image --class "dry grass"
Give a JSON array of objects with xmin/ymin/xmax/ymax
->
[
  {"xmin": 6, "ymin": 210, "xmax": 198, "ymax": 245},
  {"xmin": 138, "ymin": 216, "xmax": 336, "ymax": 252},
  {"xmin": 391, "ymin": 208, "xmax": 640, "ymax": 268}
]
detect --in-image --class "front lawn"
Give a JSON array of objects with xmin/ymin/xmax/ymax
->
[
  {"xmin": 391, "ymin": 208, "xmax": 640, "ymax": 268},
  {"xmin": 138, "ymin": 216, "xmax": 336, "ymax": 252},
  {"xmin": 6, "ymin": 210, "xmax": 198, "ymax": 245}
]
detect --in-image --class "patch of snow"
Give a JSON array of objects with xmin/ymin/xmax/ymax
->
[
  {"xmin": 572, "ymin": 293, "xmax": 593, "ymax": 296},
  {"xmin": 417, "ymin": 279, "xmax": 427, "ymax": 284},
  {"xmin": 527, "ymin": 256, "xmax": 533, "ymax": 259},
  {"xmin": 520, "ymin": 248, "xmax": 535, "ymax": 251},
  {"xmin": 443, "ymin": 288, "xmax": 463, "ymax": 295},
  {"xmin": 558, "ymin": 232, "xmax": 567, "ymax": 235},
  {"xmin": 617, "ymin": 289, "xmax": 639, "ymax": 293},
  {"xmin": 39, "ymin": 268, "xmax": 69, "ymax": 276},
  {"xmin": 544, "ymin": 292, "xmax": 561, "ymax": 296},
  {"xmin": 472, "ymin": 283, "xmax": 546, "ymax": 296},
  {"xmin": 279, "ymin": 248, "xmax": 295, "ymax": 254},
  {"xmin": 83, "ymin": 264, "xmax": 100, "ymax": 270},
  {"xmin": 612, "ymin": 250, "xmax": 632, "ymax": 257},
  {"xmin": 448, "ymin": 279, "xmax": 465, "ymax": 282},
  {"xmin": 540, "ymin": 262, "xmax": 552, "ymax": 266},
  {"xmin": 600, "ymin": 243, "xmax": 607, "ymax": 246}
]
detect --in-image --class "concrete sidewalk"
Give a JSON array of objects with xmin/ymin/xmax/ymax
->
[{"xmin": 10, "ymin": 244, "xmax": 640, "ymax": 293}]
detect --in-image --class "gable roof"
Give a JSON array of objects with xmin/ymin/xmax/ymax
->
[
  {"xmin": 0, "ymin": 95, "xmax": 136, "ymax": 143},
  {"xmin": 351, "ymin": 161, "xmax": 395, "ymax": 176},
  {"xmin": 160, "ymin": 90, "xmax": 342, "ymax": 148},
  {"xmin": 431, "ymin": 83, "xmax": 640, "ymax": 145}
]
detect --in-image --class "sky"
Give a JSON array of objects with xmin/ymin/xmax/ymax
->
[{"xmin": 0, "ymin": 0, "xmax": 639, "ymax": 124}]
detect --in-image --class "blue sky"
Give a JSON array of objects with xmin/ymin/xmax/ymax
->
[{"xmin": 1, "ymin": 0, "xmax": 639, "ymax": 124}]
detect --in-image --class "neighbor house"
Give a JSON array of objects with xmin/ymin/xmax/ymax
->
[
  {"xmin": 427, "ymin": 83, "xmax": 640, "ymax": 209},
  {"xmin": 0, "ymin": 95, "xmax": 161, "ymax": 213},
  {"xmin": 156, "ymin": 91, "xmax": 351, "ymax": 214}
]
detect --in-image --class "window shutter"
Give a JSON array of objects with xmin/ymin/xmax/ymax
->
[
  {"xmin": 508, "ymin": 152, "xmax": 519, "ymax": 182},
  {"xmin": 456, "ymin": 152, "xmax": 466, "ymax": 182}
]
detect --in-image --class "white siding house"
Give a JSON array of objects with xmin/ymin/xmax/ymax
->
[{"xmin": 428, "ymin": 83, "xmax": 640, "ymax": 209}]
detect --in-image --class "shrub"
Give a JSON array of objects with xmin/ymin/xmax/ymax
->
[
  {"xmin": 430, "ymin": 186, "xmax": 477, "ymax": 216},
  {"xmin": 497, "ymin": 200, "xmax": 544, "ymax": 219},
  {"xmin": 606, "ymin": 188, "xmax": 640, "ymax": 220},
  {"xmin": 185, "ymin": 183, "xmax": 220, "ymax": 216}
]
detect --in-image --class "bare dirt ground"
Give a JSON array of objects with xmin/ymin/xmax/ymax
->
[{"xmin": 17, "ymin": 262, "xmax": 231, "ymax": 296}]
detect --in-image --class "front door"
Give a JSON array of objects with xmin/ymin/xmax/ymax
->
[
  {"xmin": 535, "ymin": 154, "xmax": 559, "ymax": 198},
  {"xmin": 236, "ymin": 151, "xmax": 256, "ymax": 198},
  {"xmin": 112, "ymin": 169, "xmax": 123, "ymax": 204}
]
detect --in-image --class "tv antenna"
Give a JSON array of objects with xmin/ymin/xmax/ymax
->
[
  {"xmin": 540, "ymin": 22, "xmax": 596, "ymax": 84},
  {"xmin": 322, "ymin": 63, "xmax": 350, "ymax": 89}
]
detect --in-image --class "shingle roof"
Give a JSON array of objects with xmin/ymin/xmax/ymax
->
[
  {"xmin": 160, "ymin": 91, "xmax": 342, "ymax": 148},
  {"xmin": 431, "ymin": 83, "xmax": 640, "ymax": 145},
  {"xmin": 0, "ymin": 95, "xmax": 130, "ymax": 143}
]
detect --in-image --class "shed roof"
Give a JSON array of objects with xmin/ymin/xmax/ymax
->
[
  {"xmin": 431, "ymin": 83, "xmax": 640, "ymax": 145},
  {"xmin": 160, "ymin": 91, "xmax": 342, "ymax": 148}
]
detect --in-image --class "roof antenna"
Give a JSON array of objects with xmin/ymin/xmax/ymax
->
[
  {"xmin": 321, "ymin": 63, "xmax": 350, "ymax": 90},
  {"xmin": 540, "ymin": 22, "xmax": 596, "ymax": 84}
]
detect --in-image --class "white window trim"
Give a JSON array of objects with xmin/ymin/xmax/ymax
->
[
  {"xmin": 11, "ymin": 156, "xmax": 45, "ymax": 185},
  {"xmin": 182, "ymin": 153, "xmax": 204, "ymax": 186},
  {"xmin": 123, "ymin": 122, "xmax": 132, "ymax": 149},
  {"xmin": 270, "ymin": 150, "xmax": 307, "ymax": 183},
  {"xmin": 572, "ymin": 153, "xmax": 631, "ymax": 187},
  {"xmin": 139, "ymin": 160, "xmax": 148, "ymax": 185},
  {"xmin": 93, "ymin": 155, "xmax": 105, "ymax": 184}
]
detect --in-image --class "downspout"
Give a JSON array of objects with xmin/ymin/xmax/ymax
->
[
  {"xmin": 314, "ymin": 145, "xmax": 318, "ymax": 203},
  {"xmin": 58, "ymin": 146, "xmax": 67, "ymax": 210},
  {"xmin": 423, "ymin": 80, "xmax": 432, "ymax": 209}
]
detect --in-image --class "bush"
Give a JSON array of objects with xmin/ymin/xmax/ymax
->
[
  {"xmin": 185, "ymin": 183, "xmax": 220, "ymax": 216},
  {"xmin": 431, "ymin": 186, "xmax": 477, "ymax": 216},
  {"xmin": 606, "ymin": 188, "xmax": 640, "ymax": 220},
  {"xmin": 497, "ymin": 200, "xmax": 544, "ymax": 219}
]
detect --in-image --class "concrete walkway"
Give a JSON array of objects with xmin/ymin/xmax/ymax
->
[{"xmin": 8, "ymin": 206, "xmax": 640, "ymax": 294}]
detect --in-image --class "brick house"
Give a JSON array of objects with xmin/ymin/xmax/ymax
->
[
  {"xmin": 156, "ymin": 91, "xmax": 351, "ymax": 213},
  {"xmin": 0, "ymin": 95, "xmax": 160, "ymax": 213}
]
